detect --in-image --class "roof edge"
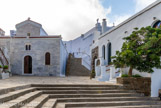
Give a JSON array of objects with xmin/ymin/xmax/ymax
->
[{"xmin": 99, "ymin": 0, "xmax": 161, "ymax": 40}]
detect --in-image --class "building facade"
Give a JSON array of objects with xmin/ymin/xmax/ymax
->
[
  {"xmin": 64, "ymin": 19, "xmax": 113, "ymax": 70},
  {"xmin": 0, "ymin": 18, "xmax": 68, "ymax": 76},
  {"xmin": 91, "ymin": 0, "xmax": 161, "ymax": 97}
]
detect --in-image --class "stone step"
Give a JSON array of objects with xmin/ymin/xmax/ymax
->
[
  {"xmin": 0, "ymin": 91, "xmax": 42, "ymax": 108},
  {"xmin": 71, "ymin": 105, "xmax": 161, "ymax": 108},
  {"xmin": 36, "ymin": 87, "xmax": 125, "ymax": 90},
  {"xmin": 0, "ymin": 85, "xmax": 31, "ymax": 95},
  {"xmin": 43, "ymin": 90, "xmax": 136, "ymax": 94},
  {"xmin": 102, "ymin": 105, "xmax": 161, "ymax": 108},
  {"xmin": 31, "ymin": 84, "xmax": 121, "ymax": 87},
  {"xmin": 41, "ymin": 99, "xmax": 57, "ymax": 108},
  {"xmin": 56, "ymin": 97, "xmax": 159, "ymax": 103},
  {"xmin": 65, "ymin": 101, "xmax": 161, "ymax": 108},
  {"xmin": 49, "ymin": 93, "xmax": 143, "ymax": 98},
  {"xmin": 21, "ymin": 94, "xmax": 49, "ymax": 108},
  {"xmin": 0, "ymin": 87, "xmax": 36, "ymax": 103}
]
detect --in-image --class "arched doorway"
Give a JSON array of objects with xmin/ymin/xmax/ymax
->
[
  {"xmin": 107, "ymin": 42, "xmax": 111, "ymax": 64},
  {"xmin": 92, "ymin": 56, "xmax": 97, "ymax": 71},
  {"xmin": 102, "ymin": 45, "xmax": 105, "ymax": 60},
  {"xmin": 24, "ymin": 56, "xmax": 32, "ymax": 74}
]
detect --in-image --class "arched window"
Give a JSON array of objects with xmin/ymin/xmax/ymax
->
[
  {"xmin": 102, "ymin": 45, "xmax": 105, "ymax": 59},
  {"xmin": 107, "ymin": 42, "xmax": 111, "ymax": 64},
  {"xmin": 153, "ymin": 20, "xmax": 161, "ymax": 28},
  {"xmin": 45, "ymin": 52, "xmax": 50, "ymax": 65},
  {"xmin": 28, "ymin": 45, "xmax": 31, "ymax": 50},
  {"xmin": 25, "ymin": 45, "xmax": 28, "ymax": 50}
]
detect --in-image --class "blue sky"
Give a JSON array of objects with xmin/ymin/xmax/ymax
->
[
  {"xmin": 101, "ymin": 0, "xmax": 135, "ymax": 16},
  {"xmin": 100, "ymin": 0, "xmax": 135, "ymax": 24},
  {"xmin": 0, "ymin": 0, "xmax": 157, "ymax": 40}
]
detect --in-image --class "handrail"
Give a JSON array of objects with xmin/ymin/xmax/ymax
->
[
  {"xmin": 0, "ymin": 48, "xmax": 9, "ymax": 65},
  {"xmin": 0, "ymin": 57, "xmax": 4, "ymax": 66},
  {"xmin": 82, "ymin": 58, "xmax": 91, "ymax": 67},
  {"xmin": 73, "ymin": 51, "xmax": 91, "ymax": 60}
]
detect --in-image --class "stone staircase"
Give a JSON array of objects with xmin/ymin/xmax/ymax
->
[
  {"xmin": 66, "ymin": 54, "xmax": 90, "ymax": 76},
  {"xmin": 0, "ymin": 84, "xmax": 161, "ymax": 108}
]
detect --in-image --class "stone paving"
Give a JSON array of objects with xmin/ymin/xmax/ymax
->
[{"xmin": 0, "ymin": 76, "xmax": 117, "ymax": 90}]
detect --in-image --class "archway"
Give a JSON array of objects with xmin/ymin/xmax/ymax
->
[
  {"xmin": 107, "ymin": 42, "xmax": 111, "ymax": 65},
  {"xmin": 102, "ymin": 45, "xmax": 105, "ymax": 60},
  {"xmin": 92, "ymin": 56, "xmax": 97, "ymax": 71},
  {"xmin": 24, "ymin": 56, "xmax": 32, "ymax": 74},
  {"xmin": 152, "ymin": 20, "xmax": 161, "ymax": 28}
]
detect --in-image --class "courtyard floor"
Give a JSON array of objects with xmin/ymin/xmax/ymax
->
[{"xmin": 0, "ymin": 76, "xmax": 117, "ymax": 90}]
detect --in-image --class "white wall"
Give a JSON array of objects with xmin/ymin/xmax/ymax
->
[
  {"xmin": 151, "ymin": 68, "xmax": 161, "ymax": 97},
  {"xmin": 60, "ymin": 40, "xmax": 68, "ymax": 76},
  {"xmin": 64, "ymin": 28, "xmax": 95, "ymax": 70},
  {"xmin": 64, "ymin": 22, "xmax": 112, "ymax": 70},
  {"xmin": 91, "ymin": 0, "xmax": 161, "ymax": 97}
]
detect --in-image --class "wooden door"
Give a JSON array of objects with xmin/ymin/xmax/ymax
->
[{"xmin": 24, "ymin": 56, "xmax": 32, "ymax": 74}]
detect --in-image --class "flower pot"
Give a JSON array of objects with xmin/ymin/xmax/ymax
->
[
  {"xmin": 1, "ymin": 72, "xmax": 9, "ymax": 79},
  {"xmin": 90, "ymin": 72, "xmax": 95, "ymax": 79}
]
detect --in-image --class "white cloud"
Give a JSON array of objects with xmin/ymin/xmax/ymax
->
[
  {"xmin": 112, "ymin": 14, "xmax": 132, "ymax": 26},
  {"xmin": 106, "ymin": 6, "xmax": 112, "ymax": 14},
  {"xmin": 134, "ymin": 0, "xmax": 157, "ymax": 12},
  {"xmin": 0, "ymin": 0, "xmax": 111, "ymax": 41}
]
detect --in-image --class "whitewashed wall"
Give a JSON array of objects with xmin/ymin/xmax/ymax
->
[
  {"xmin": 64, "ymin": 28, "xmax": 96, "ymax": 70},
  {"xmin": 91, "ymin": 0, "xmax": 161, "ymax": 97},
  {"xmin": 60, "ymin": 40, "xmax": 68, "ymax": 76}
]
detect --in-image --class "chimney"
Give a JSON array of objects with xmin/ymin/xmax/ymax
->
[
  {"xmin": 95, "ymin": 19, "xmax": 101, "ymax": 32},
  {"xmin": 102, "ymin": 19, "xmax": 107, "ymax": 34}
]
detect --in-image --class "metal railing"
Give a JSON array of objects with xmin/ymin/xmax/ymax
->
[{"xmin": 0, "ymin": 48, "xmax": 9, "ymax": 65}]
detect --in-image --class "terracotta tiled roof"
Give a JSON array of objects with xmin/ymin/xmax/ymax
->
[
  {"xmin": 0, "ymin": 36, "xmax": 61, "ymax": 39},
  {"xmin": 0, "ymin": 28, "xmax": 4, "ymax": 32}
]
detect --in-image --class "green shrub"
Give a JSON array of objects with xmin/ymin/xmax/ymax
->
[
  {"xmin": 121, "ymin": 74, "xmax": 128, "ymax": 77},
  {"xmin": 0, "ymin": 65, "xmax": 2, "ymax": 68},
  {"xmin": 132, "ymin": 74, "xmax": 142, "ymax": 77},
  {"xmin": 3, "ymin": 65, "xmax": 8, "ymax": 69}
]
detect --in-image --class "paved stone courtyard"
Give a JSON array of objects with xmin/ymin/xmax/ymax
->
[{"xmin": 0, "ymin": 76, "xmax": 117, "ymax": 90}]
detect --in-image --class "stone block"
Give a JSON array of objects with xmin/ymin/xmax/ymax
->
[{"xmin": 117, "ymin": 77, "xmax": 151, "ymax": 96}]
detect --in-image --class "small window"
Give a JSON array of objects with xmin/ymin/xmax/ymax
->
[
  {"xmin": 26, "ymin": 45, "xmax": 28, "ymax": 50},
  {"xmin": 28, "ymin": 45, "xmax": 31, "ymax": 50},
  {"xmin": 27, "ymin": 33, "xmax": 30, "ymax": 36},
  {"xmin": 45, "ymin": 52, "xmax": 50, "ymax": 65},
  {"xmin": 25, "ymin": 44, "xmax": 31, "ymax": 51}
]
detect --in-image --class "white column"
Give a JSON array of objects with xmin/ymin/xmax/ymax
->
[{"xmin": 110, "ymin": 65, "xmax": 115, "ymax": 80}]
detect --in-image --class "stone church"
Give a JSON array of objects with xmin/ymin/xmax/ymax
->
[{"xmin": 0, "ymin": 18, "xmax": 68, "ymax": 76}]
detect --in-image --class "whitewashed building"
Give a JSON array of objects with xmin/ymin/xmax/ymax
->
[
  {"xmin": 64, "ymin": 19, "xmax": 113, "ymax": 70},
  {"xmin": 91, "ymin": 0, "xmax": 161, "ymax": 97}
]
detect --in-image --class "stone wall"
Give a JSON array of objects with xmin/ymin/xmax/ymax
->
[
  {"xmin": 117, "ymin": 77, "xmax": 151, "ymax": 96},
  {"xmin": 16, "ymin": 23, "xmax": 40, "ymax": 37},
  {"xmin": 8, "ymin": 38, "xmax": 61, "ymax": 76},
  {"xmin": 66, "ymin": 53, "xmax": 90, "ymax": 76},
  {"xmin": 91, "ymin": 46, "xmax": 99, "ymax": 71}
]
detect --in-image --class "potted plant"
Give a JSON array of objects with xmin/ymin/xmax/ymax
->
[
  {"xmin": 3, "ymin": 65, "xmax": 8, "ymax": 70},
  {"xmin": 0, "ymin": 65, "xmax": 2, "ymax": 72},
  {"xmin": 1, "ymin": 65, "xmax": 9, "ymax": 79},
  {"xmin": 90, "ymin": 70, "xmax": 95, "ymax": 79}
]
